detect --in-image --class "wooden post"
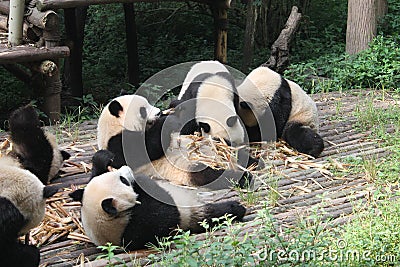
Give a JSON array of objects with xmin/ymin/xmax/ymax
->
[
  {"xmin": 123, "ymin": 3, "xmax": 140, "ymax": 87},
  {"xmin": 212, "ymin": 0, "xmax": 230, "ymax": 63},
  {"xmin": 41, "ymin": 12, "xmax": 61, "ymax": 123},
  {"xmin": 63, "ymin": 7, "xmax": 87, "ymax": 101},
  {"xmin": 8, "ymin": 0, "xmax": 25, "ymax": 46}
]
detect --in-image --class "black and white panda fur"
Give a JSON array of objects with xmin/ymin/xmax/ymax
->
[
  {"xmin": 92, "ymin": 133, "xmax": 255, "ymax": 189},
  {"xmin": 97, "ymin": 94, "xmax": 180, "ymax": 168},
  {"xmin": 8, "ymin": 105, "xmax": 71, "ymax": 184},
  {"xmin": 69, "ymin": 166, "xmax": 246, "ymax": 250},
  {"xmin": 237, "ymin": 66, "xmax": 324, "ymax": 158},
  {"xmin": 171, "ymin": 61, "xmax": 245, "ymax": 146},
  {"xmin": 0, "ymin": 156, "xmax": 58, "ymax": 267}
]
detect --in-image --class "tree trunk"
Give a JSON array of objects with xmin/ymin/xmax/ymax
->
[
  {"xmin": 375, "ymin": 0, "xmax": 388, "ymax": 21},
  {"xmin": 346, "ymin": 0, "xmax": 377, "ymax": 55},
  {"xmin": 242, "ymin": 0, "xmax": 258, "ymax": 71},
  {"xmin": 123, "ymin": 3, "xmax": 140, "ymax": 87},
  {"xmin": 211, "ymin": 1, "xmax": 229, "ymax": 63},
  {"xmin": 63, "ymin": 7, "xmax": 88, "ymax": 101}
]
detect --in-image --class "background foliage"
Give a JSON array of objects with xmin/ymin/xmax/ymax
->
[{"xmin": 0, "ymin": 0, "xmax": 399, "ymax": 121}]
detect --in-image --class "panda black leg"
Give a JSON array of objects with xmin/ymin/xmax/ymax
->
[
  {"xmin": 0, "ymin": 243, "xmax": 40, "ymax": 267},
  {"xmin": 282, "ymin": 122, "xmax": 324, "ymax": 158},
  {"xmin": 204, "ymin": 201, "xmax": 246, "ymax": 224},
  {"xmin": 91, "ymin": 150, "xmax": 116, "ymax": 178}
]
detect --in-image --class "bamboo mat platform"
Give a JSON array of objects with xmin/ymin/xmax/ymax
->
[{"xmin": 1, "ymin": 89, "xmax": 396, "ymax": 267}]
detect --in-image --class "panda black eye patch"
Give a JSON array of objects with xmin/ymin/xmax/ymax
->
[
  {"xmin": 120, "ymin": 176, "xmax": 130, "ymax": 186},
  {"xmin": 226, "ymin": 115, "xmax": 238, "ymax": 127},
  {"xmin": 140, "ymin": 107, "xmax": 147, "ymax": 119},
  {"xmin": 199, "ymin": 122, "xmax": 211, "ymax": 133}
]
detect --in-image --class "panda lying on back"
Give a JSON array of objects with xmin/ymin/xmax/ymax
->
[
  {"xmin": 237, "ymin": 67, "xmax": 324, "ymax": 158},
  {"xmin": 8, "ymin": 105, "xmax": 70, "ymax": 184},
  {"xmin": 70, "ymin": 166, "xmax": 246, "ymax": 250}
]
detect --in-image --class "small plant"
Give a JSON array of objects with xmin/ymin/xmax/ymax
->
[{"xmin": 96, "ymin": 243, "xmax": 127, "ymax": 267}]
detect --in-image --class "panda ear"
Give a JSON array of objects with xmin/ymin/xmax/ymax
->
[
  {"xmin": 240, "ymin": 101, "xmax": 253, "ymax": 110},
  {"xmin": 140, "ymin": 107, "xmax": 147, "ymax": 119},
  {"xmin": 226, "ymin": 115, "xmax": 238, "ymax": 127},
  {"xmin": 109, "ymin": 100, "xmax": 123, "ymax": 118},
  {"xmin": 43, "ymin": 186, "xmax": 59, "ymax": 198},
  {"xmin": 61, "ymin": 150, "xmax": 71, "ymax": 161},
  {"xmin": 199, "ymin": 122, "xmax": 211, "ymax": 133},
  {"xmin": 101, "ymin": 198, "xmax": 118, "ymax": 216},
  {"xmin": 69, "ymin": 189, "xmax": 84, "ymax": 202}
]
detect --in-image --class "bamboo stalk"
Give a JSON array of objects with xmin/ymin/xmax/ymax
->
[{"xmin": 8, "ymin": 0, "xmax": 25, "ymax": 46}]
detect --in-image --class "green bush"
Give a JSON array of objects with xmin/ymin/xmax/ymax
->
[{"xmin": 285, "ymin": 35, "xmax": 400, "ymax": 93}]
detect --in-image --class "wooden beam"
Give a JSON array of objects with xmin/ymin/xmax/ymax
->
[
  {"xmin": 37, "ymin": 0, "xmax": 230, "ymax": 11},
  {"xmin": 0, "ymin": 46, "xmax": 70, "ymax": 63}
]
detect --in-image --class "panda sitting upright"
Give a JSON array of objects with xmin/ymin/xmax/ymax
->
[
  {"xmin": 170, "ymin": 61, "xmax": 246, "ymax": 146},
  {"xmin": 1, "ymin": 106, "xmax": 60, "ymax": 267},
  {"xmin": 8, "ymin": 105, "xmax": 70, "ymax": 184},
  {"xmin": 97, "ymin": 94, "xmax": 181, "ymax": 168},
  {"xmin": 237, "ymin": 66, "xmax": 324, "ymax": 158}
]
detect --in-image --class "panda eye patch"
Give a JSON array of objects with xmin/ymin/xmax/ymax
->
[
  {"xmin": 120, "ymin": 176, "xmax": 130, "ymax": 186},
  {"xmin": 140, "ymin": 107, "xmax": 147, "ymax": 119}
]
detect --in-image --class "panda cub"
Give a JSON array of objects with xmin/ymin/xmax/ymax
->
[
  {"xmin": 237, "ymin": 66, "xmax": 324, "ymax": 158},
  {"xmin": 9, "ymin": 105, "xmax": 70, "ymax": 184},
  {"xmin": 0, "ymin": 156, "xmax": 58, "ymax": 267},
  {"xmin": 70, "ymin": 166, "xmax": 246, "ymax": 250},
  {"xmin": 170, "ymin": 61, "xmax": 246, "ymax": 146},
  {"xmin": 97, "ymin": 94, "xmax": 180, "ymax": 168}
]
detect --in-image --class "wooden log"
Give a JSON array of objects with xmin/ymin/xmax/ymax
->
[
  {"xmin": 0, "ymin": 14, "xmax": 7, "ymax": 31},
  {"xmin": 36, "ymin": 0, "xmax": 230, "ymax": 11},
  {"xmin": 262, "ymin": 6, "xmax": 302, "ymax": 74},
  {"xmin": 0, "ymin": 1, "xmax": 10, "ymax": 14},
  {"xmin": 0, "ymin": 46, "xmax": 70, "ymax": 63},
  {"xmin": 26, "ymin": 6, "xmax": 58, "ymax": 30},
  {"xmin": 31, "ymin": 60, "xmax": 58, "ymax": 76},
  {"xmin": 41, "ymin": 13, "xmax": 62, "ymax": 123},
  {"xmin": 2, "ymin": 63, "xmax": 32, "ymax": 84},
  {"xmin": 8, "ymin": 0, "xmax": 25, "ymax": 45}
]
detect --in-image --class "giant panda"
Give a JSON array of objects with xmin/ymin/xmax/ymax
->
[
  {"xmin": 92, "ymin": 133, "xmax": 255, "ymax": 190},
  {"xmin": 69, "ymin": 166, "xmax": 246, "ymax": 250},
  {"xmin": 97, "ymin": 94, "xmax": 181, "ymax": 168},
  {"xmin": 237, "ymin": 66, "xmax": 324, "ymax": 158},
  {"xmin": 177, "ymin": 60, "xmax": 230, "ymax": 100},
  {"xmin": 170, "ymin": 61, "xmax": 246, "ymax": 146},
  {"xmin": 0, "ymin": 156, "xmax": 58, "ymax": 267},
  {"xmin": 8, "ymin": 105, "xmax": 71, "ymax": 184}
]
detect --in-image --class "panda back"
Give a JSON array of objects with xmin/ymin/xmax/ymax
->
[{"xmin": 287, "ymin": 80, "xmax": 319, "ymax": 131}]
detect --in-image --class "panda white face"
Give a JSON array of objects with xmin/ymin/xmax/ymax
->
[
  {"xmin": 97, "ymin": 95, "xmax": 161, "ymax": 149},
  {"xmin": 80, "ymin": 166, "xmax": 139, "ymax": 246},
  {"xmin": 196, "ymin": 75, "xmax": 245, "ymax": 145}
]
